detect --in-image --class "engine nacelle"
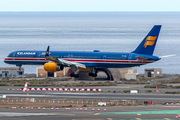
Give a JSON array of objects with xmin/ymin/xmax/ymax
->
[{"xmin": 44, "ymin": 63, "xmax": 63, "ymax": 72}]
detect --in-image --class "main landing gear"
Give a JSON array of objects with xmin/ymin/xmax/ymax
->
[
  {"xmin": 70, "ymin": 73, "xmax": 79, "ymax": 78},
  {"xmin": 89, "ymin": 73, "xmax": 97, "ymax": 77},
  {"xmin": 89, "ymin": 68, "xmax": 97, "ymax": 77},
  {"xmin": 70, "ymin": 65, "xmax": 79, "ymax": 78},
  {"xmin": 18, "ymin": 65, "xmax": 23, "ymax": 75}
]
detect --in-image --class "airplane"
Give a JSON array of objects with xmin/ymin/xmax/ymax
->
[{"xmin": 4, "ymin": 25, "xmax": 161, "ymax": 78}]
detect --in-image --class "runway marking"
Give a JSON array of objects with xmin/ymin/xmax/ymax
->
[
  {"xmin": 0, "ymin": 112, "xmax": 75, "ymax": 117},
  {"xmin": 94, "ymin": 113, "xmax": 100, "ymax": 115},
  {"xmin": 99, "ymin": 110, "xmax": 180, "ymax": 114}
]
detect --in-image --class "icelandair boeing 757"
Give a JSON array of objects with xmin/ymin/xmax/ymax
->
[{"xmin": 4, "ymin": 25, "xmax": 161, "ymax": 78}]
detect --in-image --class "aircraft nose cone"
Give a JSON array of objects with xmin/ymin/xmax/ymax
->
[{"xmin": 4, "ymin": 58, "xmax": 8, "ymax": 63}]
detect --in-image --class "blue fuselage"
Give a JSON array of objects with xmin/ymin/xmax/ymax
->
[{"xmin": 4, "ymin": 50, "xmax": 159, "ymax": 68}]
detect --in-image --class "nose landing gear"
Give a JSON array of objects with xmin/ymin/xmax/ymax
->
[{"xmin": 17, "ymin": 65, "xmax": 23, "ymax": 75}]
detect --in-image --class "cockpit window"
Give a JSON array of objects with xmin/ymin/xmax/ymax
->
[{"xmin": 7, "ymin": 52, "xmax": 16, "ymax": 57}]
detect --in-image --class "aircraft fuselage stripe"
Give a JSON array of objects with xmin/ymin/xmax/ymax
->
[{"xmin": 4, "ymin": 58, "xmax": 153, "ymax": 64}]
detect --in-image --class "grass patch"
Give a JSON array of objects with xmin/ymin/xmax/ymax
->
[
  {"xmin": 123, "ymin": 90, "xmax": 130, "ymax": 93},
  {"xmin": 165, "ymin": 91, "xmax": 180, "ymax": 94}
]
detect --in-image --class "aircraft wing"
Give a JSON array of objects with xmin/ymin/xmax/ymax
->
[
  {"xmin": 45, "ymin": 46, "xmax": 86, "ymax": 68},
  {"xmin": 58, "ymin": 59, "xmax": 86, "ymax": 68}
]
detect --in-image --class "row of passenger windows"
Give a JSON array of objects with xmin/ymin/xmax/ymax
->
[
  {"xmin": 63, "ymin": 56, "xmax": 100, "ymax": 58},
  {"xmin": 59, "ymin": 56, "xmax": 126, "ymax": 59},
  {"xmin": 15, "ymin": 55, "xmax": 126, "ymax": 60},
  {"xmin": 106, "ymin": 57, "xmax": 126, "ymax": 60}
]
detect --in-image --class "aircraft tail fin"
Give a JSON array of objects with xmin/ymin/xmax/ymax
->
[
  {"xmin": 132, "ymin": 25, "xmax": 161, "ymax": 55},
  {"xmin": 45, "ymin": 46, "xmax": 50, "ymax": 57}
]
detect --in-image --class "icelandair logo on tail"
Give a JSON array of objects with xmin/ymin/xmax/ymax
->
[{"xmin": 143, "ymin": 36, "xmax": 157, "ymax": 48}]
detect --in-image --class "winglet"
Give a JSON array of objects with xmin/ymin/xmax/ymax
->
[{"xmin": 45, "ymin": 46, "xmax": 50, "ymax": 57}]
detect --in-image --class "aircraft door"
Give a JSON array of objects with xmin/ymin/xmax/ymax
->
[
  {"xmin": 128, "ymin": 54, "xmax": 132, "ymax": 60},
  {"xmin": 37, "ymin": 52, "xmax": 41, "ymax": 61},
  {"xmin": 12, "ymin": 52, "xmax": 16, "ymax": 60},
  {"xmin": 12, "ymin": 52, "xmax": 16, "ymax": 57},
  {"xmin": 103, "ymin": 55, "xmax": 106, "ymax": 62},
  {"xmin": 128, "ymin": 54, "xmax": 132, "ymax": 64}
]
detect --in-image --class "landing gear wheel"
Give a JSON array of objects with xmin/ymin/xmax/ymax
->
[
  {"xmin": 94, "ymin": 73, "xmax": 97, "ymax": 77},
  {"xmin": 74, "ymin": 74, "xmax": 79, "ymax": 78},
  {"xmin": 17, "ymin": 65, "xmax": 23, "ymax": 75},
  {"xmin": 89, "ymin": 73, "xmax": 93, "ymax": 76},
  {"xmin": 19, "ymin": 71, "xmax": 23, "ymax": 75},
  {"xmin": 89, "ymin": 73, "xmax": 97, "ymax": 77},
  {"xmin": 70, "ymin": 73, "xmax": 79, "ymax": 78}
]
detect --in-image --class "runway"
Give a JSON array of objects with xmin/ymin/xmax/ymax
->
[
  {"xmin": 1, "ymin": 90, "xmax": 180, "ymax": 102},
  {"xmin": 0, "ymin": 106, "xmax": 179, "ymax": 120}
]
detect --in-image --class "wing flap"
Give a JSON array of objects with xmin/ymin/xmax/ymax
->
[{"xmin": 58, "ymin": 59, "xmax": 86, "ymax": 68}]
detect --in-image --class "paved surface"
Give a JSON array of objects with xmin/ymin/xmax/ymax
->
[
  {"xmin": 0, "ymin": 106, "xmax": 179, "ymax": 120},
  {"xmin": 2, "ymin": 83, "xmax": 180, "ymax": 92},
  {"xmin": 1, "ymin": 90, "xmax": 180, "ymax": 102}
]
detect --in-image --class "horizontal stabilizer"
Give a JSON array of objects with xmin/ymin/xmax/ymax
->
[{"xmin": 136, "ymin": 56, "xmax": 152, "ymax": 61}]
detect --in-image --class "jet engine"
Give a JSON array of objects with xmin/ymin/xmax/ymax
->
[{"xmin": 44, "ymin": 63, "xmax": 63, "ymax": 72}]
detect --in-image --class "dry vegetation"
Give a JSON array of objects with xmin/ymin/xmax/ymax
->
[
  {"xmin": 0, "ymin": 78, "xmax": 112, "ymax": 87},
  {"xmin": 156, "ymin": 76, "xmax": 180, "ymax": 84}
]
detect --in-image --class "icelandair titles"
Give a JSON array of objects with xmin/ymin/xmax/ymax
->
[{"xmin": 17, "ymin": 52, "xmax": 36, "ymax": 55}]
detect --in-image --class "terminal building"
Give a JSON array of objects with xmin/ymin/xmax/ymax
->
[
  {"xmin": 144, "ymin": 68, "xmax": 162, "ymax": 78},
  {"xmin": 0, "ymin": 68, "xmax": 24, "ymax": 77}
]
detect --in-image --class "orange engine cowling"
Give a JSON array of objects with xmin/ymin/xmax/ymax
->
[{"xmin": 44, "ymin": 63, "xmax": 64, "ymax": 72}]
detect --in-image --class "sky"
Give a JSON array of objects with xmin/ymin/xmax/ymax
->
[{"xmin": 0, "ymin": 0, "xmax": 180, "ymax": 12}]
